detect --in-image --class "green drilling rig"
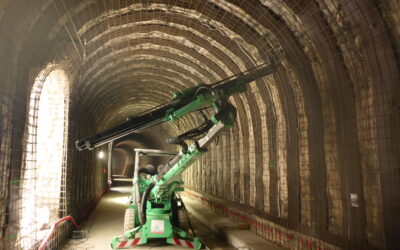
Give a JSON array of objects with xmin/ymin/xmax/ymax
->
[{"xmin": 75, "ymin": 60, "xmax": 275, "ymax": 249}]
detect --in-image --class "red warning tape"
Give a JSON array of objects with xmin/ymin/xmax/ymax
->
[
  {"xmin": 184, "ymin": 190, "xmax": 331, "ymax": 250},
  {"xmin": 172, "ymin": 238, "xmax": 195, "ymax": 248},
  {"xmin": 117, "ymin": 238, "xmax": 141, "ymax": 248}
]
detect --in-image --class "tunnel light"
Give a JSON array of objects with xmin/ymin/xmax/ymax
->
[{"xmin": 98, "ymin": 151, "xmax": 105, "ymax": 159}]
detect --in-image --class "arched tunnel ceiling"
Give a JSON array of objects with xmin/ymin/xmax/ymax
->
[
  {"xmin": 54, "ymin": 0, "xmax": 287, "ymax": 132},
  {"xmin": 8, "ymin": 0, "xmax": 394, "ymax": 138},
  {"xmin": 40, "ymin": 0, "xmax": 397, "ymax": 163}
]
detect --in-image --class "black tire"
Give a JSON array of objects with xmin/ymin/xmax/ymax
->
[
  {"xmin": 124, "ymin": 208, "xmax": 135, "ymax": 233},
  {"xmin": 177, "ymin": 208, "xmax": 190, "ymax": 231}
]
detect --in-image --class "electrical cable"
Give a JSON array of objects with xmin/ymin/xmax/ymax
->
[{"xmin": 190, "ymin": 86, "xmax": 212, "ymax": 101}]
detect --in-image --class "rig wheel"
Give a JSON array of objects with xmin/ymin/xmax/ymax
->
[
  {"xmin": 178, "ymin": 208, "xmax": 190, "ymax": 231},
  {"xmin": 124, "ymin": 208, "xmax": 135, "ymax": 233}
]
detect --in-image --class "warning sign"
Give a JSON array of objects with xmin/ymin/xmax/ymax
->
[{"xmin": 151, "ymin": 220, "xmax": 165, "ymax": 234}]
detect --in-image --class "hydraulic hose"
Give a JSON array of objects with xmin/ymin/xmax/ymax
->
[
  {"xmin": 157, "ymin": 154, "xmax": 182, "ymax": 181},
  {"xmin": 166, "ymin": 137, "xmax": 188, "ymax": 154},
  {"xmin": 139, "ymin": 182, "xmax": 155, "ymax": 225}
]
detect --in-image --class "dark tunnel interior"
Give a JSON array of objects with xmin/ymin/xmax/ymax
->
[
  {"xmin": 111, "ymin": 127, "xmax": 176, "ymax": 177},
  {"xmin": 0, "ymin": 0, "xmax": 399, "ymax": 249}
]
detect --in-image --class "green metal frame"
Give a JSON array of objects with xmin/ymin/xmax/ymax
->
[
  {"xmin": 111, "ymin": 98, "xmax": 234, "ymax": 249},
  {"xmin": 111, "ymin": 62, "xmax": 275, "ymax": 249}
]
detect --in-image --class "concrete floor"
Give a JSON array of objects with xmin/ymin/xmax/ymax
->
[{"xmin": 63, "ymin": 179, "xmax": 234, "ymax": 250}]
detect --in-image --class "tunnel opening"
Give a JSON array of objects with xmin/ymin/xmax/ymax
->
[
  {"xmin": 110, "ymin": 127, "xmax": 177, "ymax": 179},
  {"xmin": 19, "ymin": 65, "xmax": 69, "ymax": 249}
]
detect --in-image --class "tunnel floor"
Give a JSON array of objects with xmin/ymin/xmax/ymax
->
[{"xmin": 62, "ymin": 178, "xmax": 235, "ymax": 250}]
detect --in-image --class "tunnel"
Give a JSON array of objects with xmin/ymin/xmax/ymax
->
[{"xmin": 0, "ymin": 0, "xmax": 399, "ymax": 249}]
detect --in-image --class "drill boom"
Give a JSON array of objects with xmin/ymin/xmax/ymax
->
[{"xmin": 75, "ymin": 61, "xmax": 274, "ymax": 150}]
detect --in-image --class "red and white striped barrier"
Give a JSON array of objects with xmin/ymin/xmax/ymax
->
[
  {"xmin": 117, "ymin": 238, "xmax": 141, "ymax": 248},
  {"xmin": 171, "ymin": 238, "xmax": 195, "ymax": 248}
]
